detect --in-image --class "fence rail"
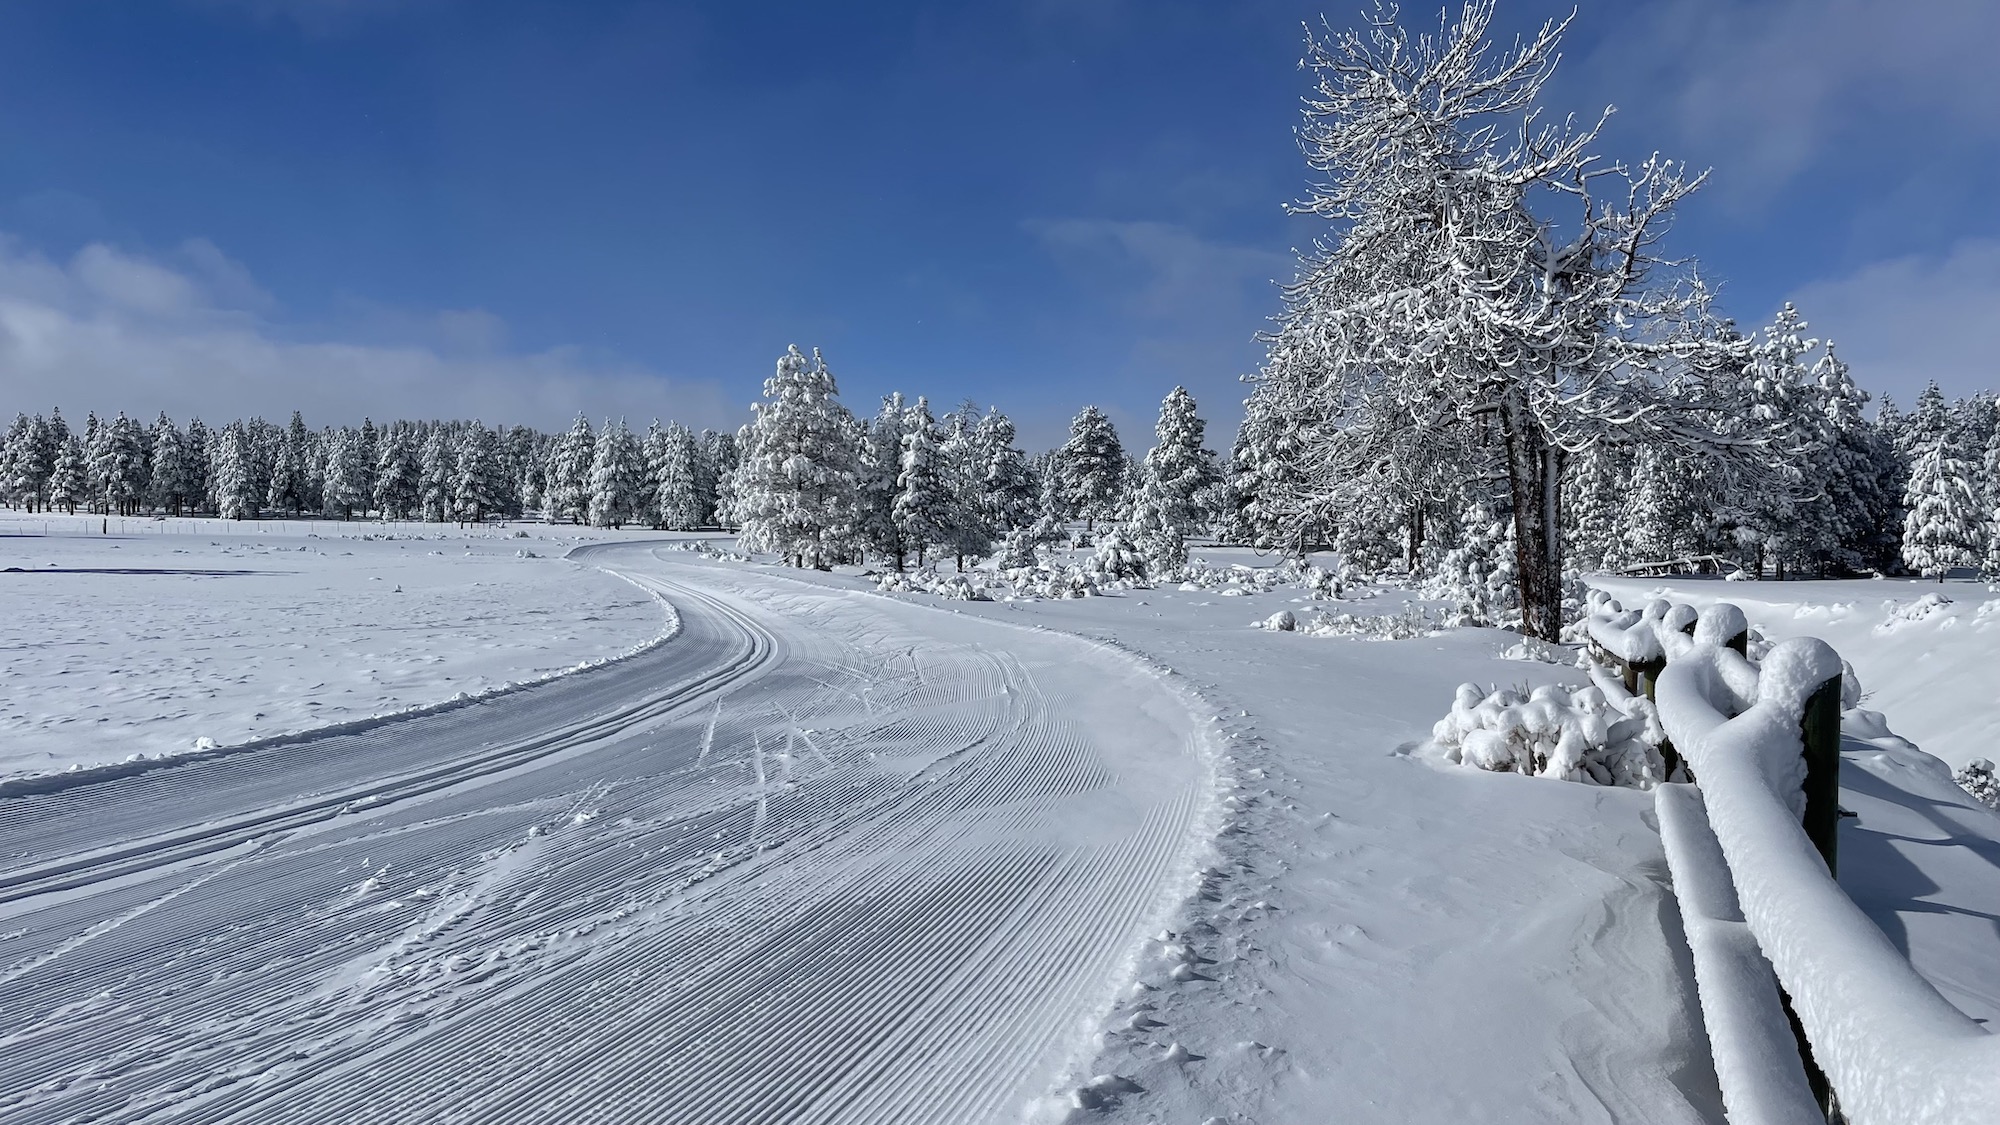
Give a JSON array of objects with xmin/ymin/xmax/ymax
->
[{"xmin": 1582, "ymin": 592, "xmax": 1999, "ymax": 1125}]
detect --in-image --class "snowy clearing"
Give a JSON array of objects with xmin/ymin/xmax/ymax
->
[
  {"xmin": 0, "ymin": 543, "xmax": 1214, "ymax": 1123},
  {"xmin": 0, "ymin": 516, "xmax": 666, "ymax": 782}
]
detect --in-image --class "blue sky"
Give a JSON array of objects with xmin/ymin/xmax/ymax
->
[{"xmin": 0, "ymin": 0, "xmax": 1995, "ymax": 449}]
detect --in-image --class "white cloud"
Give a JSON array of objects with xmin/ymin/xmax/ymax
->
[
  {"xmin": 1787, "ymin": 237, "xmax": 2000, "ymax": 404},
  {"xmin": 0, "ymin": 235, "xmax": 730, "ymax": 430},
  {"xmin": 1024, "ymin": 217, "xmax": 1286, "ymax": 321},
  {"xmin": 1588, "ymin": 0, "xmax": 2000, "ymax": 202}
]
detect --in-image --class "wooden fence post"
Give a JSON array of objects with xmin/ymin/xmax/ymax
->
[{"xmin": 1800, "ymin": 675, "xmax": 1842, "ymax": 876}]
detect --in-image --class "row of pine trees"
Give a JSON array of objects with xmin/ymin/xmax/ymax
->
[{"xmin": 4, "ymin": 330, "xmax": 1996, "ymax": 585}]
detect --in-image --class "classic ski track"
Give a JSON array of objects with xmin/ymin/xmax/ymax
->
[{"xmin": 0, "ymin": 545, "xmax": 1212, "ymax": 1125}]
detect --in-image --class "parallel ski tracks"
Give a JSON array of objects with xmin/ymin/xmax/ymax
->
[{"xmin": 0, "ymin": 548, "xmax": 1211, "ymax": 1124}]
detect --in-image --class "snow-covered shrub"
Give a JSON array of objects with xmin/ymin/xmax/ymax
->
[
  {"xmin": 1431, "ymin": 682, "xmax": 1666, "ymax": 788},
  {"xmin": 1294, "ymin": 603, "xmax": 1451, "ymax": 641},
  {"xmin": 1088, "ymin": 529, "xmax": 1149, "ymax": 583},
  {"xmin": 1956, "ymin": 758, "xmax": 2000, "ymax": 810},
  {"xmin": 1262, "ymin": 609, "xmax": 1297, "ymax": 632},
  {"xmin": 1422, "ymin": 501, "xmax": 1519, "ymax": 627},
  {"xmin": 874, "ymin": 566, "xmax": 994, "ymax": 601}
]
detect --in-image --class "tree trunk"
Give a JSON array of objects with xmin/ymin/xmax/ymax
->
[{"xmin": 1502, "ymin": 393, "xmax": 1566, "ymax": 643}]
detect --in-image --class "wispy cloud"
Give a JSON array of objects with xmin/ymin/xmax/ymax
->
[
  {"xmin": 0, "ymin": 234, "xmax": 729, "ymax": 429},
  {"xmin": 1024, "ymin": 217, "xmax": 1285, "ymax": 321},
  {"xmin": 1787, "ymin": 236, "xmax": 2000, "ymax": 403},
  {"xmin": 1585, "ymin": 0, "xmax": 2000, "ymax": 205}
]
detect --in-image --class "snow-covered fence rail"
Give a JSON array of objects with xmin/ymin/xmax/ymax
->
[{"xmin": 1582, "ymin": 592, "xmax": 2000, "ymax": 1125}]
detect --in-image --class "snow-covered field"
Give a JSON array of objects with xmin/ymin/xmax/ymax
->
[
  {"xmin": 0, "ymin": 516, "xmax": 667, "ymax": 782},
  {"xmin": 2, "ymin": 530, "xmax": 1995, "ymax": 1123},
  {"xmin": 1595, "ymin": 574, "xmax": 2000, "ymax": 772}
]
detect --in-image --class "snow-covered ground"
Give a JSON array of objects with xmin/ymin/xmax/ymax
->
[
  {"xmin": 0, "ymin": 515, "xmax": 667, "ymax": 782},
  {"xmin": 1595, "ymin": 574, "xmax": 2000, "ymax": 772},
  {"xmin": 4, "ymin": 529, "xmax": 1995, "ymax": 1123}
]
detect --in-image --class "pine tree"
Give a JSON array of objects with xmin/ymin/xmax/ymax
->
[
  {"xmin": 1057, "ymin": 405, "xmax": 1124, "ymax": 533},
  {"xmin": 655, "ymin": 423, "xmax": 704, "ymax": 531},
  {"xmin": 1129, "ymin": 387, "xmax": 1221, "ymax": 573},
  {"xmin": 266, "ymin": 411, "xmax": 312, "ymax": 515},
  {"xmin": 321, "ymin": 427, "xmax": 367, "ymax": 518},
  {"xmin": 149, "ymin": 413, "xmax": 194, "ymax": 517},
  {"xmin": 213, "ymin": 422, "xmax": 259, "ymax": 520},
  {"xmin": 937, "ymin": 402, "xmax": 994, "ymax": 568},
  {"xmin": 1982, "ymin": 412, "xmax": 2000, "ymax": 578},
  {"xmin": 544, "ymin": 415, "xmax": 594, "ymax": 524},
  {"xmin": 735, "ymin": 345, "xmax": 860, "ymax": 568},
  {"xmin": 1901, "ymin": 439, "xmax": 1983, "ymax": 580},
  {"xmin": 9, "ymin": 414, "xmax": 55, "ymax": 511},
  {"xmin": 48, "ymin": 436, "xmax": 86, "ymax": 515},
  {"xmin": 452, "ymin": 422, "xmax": 505, "ymax": 523},
  {"xmin": 374, "ymin": 424, "xmax": 421, "ymax": 519},
  {"xmin": 858, "ymin": 393, "xmax": 912, "ymax": 567},
  {"xmin": 183, "ymin": 418, "xmax": 211, "ymax": 512},
  {"xmin": 978, "ymin": 410, "xmax": 1036, "ymax": 537},
  {"xmin": 587, "ymin": 418, "xmax": 644, "ymax": 528},
  {"xmin": 893, "ymin": 397, "xmax": 949, "ymax": 567},
  {"xmin": 418, "ymin": 426, "xmax": 454, "ymax": 522},
  {"xmin": 1562, "ymin": 441, "xmax": 1628, "ymax": 571},
  {"xmin": 639, "ymin": 421, "xmax": 671, "ymax": 529},
  {"xmin": 700, "ymin": 429, "xmax": 736, "ymax": 528},
  {"xmin": 1426, "ymin": 499, "xmax": 1519, "ymax": 627}
]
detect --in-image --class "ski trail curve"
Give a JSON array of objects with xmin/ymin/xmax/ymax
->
[{"xmin": 0, "ymin": 544, "xmax": 1216, "ymax": 1124}]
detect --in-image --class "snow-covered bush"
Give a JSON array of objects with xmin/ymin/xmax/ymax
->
[
  {"xmin": 1291, "ymin": 603, "xmax": 1451, "ymax": 641},
  {"xmin": 1956, "ymin": 758, "xmax": 2000, "ymax": 810},
  {"xmin": 1422, "ymin": 501, "xmax": 1519, "ymax": 627},
  {"xmin": 1431, "ymin": 682, "xmax": 1667, "ymax": 788},
  {"xmin": 1087, "ymin": 529, "xmax": 1149, "ymax": 583}
]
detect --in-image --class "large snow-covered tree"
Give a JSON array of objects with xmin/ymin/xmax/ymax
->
[
  {"xmin": 654, "ymin": 422, "xmax": 705, "ymax": 531},
  {"xmin": 418, "ymin": 426, "xmax": 454, "ymax": 522},
  {"xmin": 587, "ymin": 418, "xmax": 644, "ymax": 528},
  {"xmin": 1901, "ymin": 435, "xmax": 1983, "ymax": 580},
  {"xmin": 1056, "ymin": 405, "xmax": 1124, "ymax": 533},
  {"xmin": 544, "ymin": 415, "xmax": 595, "ymax": 525},
  {"xmin": 453, "ymin": 422, "xmax": 507, "ymax": 523},
  {"xmin": 1254, "ymin": 2, "xmax": 1762, "ymax": 639},
  {"xmin": 893, "ymin": 397, "xmax": 950, "ymax": 567},
  {"xmin": 735, "ymin": 345, "xmax": 860, "ymax": 568},
  {"xmin": 374, "ymin": 423, "xmax": 421, "ymax": 520}
]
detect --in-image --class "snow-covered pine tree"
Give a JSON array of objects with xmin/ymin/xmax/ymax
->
[
  {"xmin": 503, "ymin": 425, "xmax": 539, "ymax": 519},
  {"xmin": 150, "ymin": 414, "xmax": 192, "ymax": 517},
  {"xmin": 1425, "ymin": 498, "xmax": 1519, "ymax": 628},
  {"xmin": 1734, "ymin": 304, "xmax": 1820, "ymax": 577},
  {"xmin": 1056, "ymin": 405, "xmax": 1124, "ymax": 534},
  {"xmin": 938, "ymin": 401, "xmax": 994, "ymax": 569},
  {"xmin": 1809, "ymin": 342, "xmax": 1896, "ymax": 574},
  {"xmin": 213, "ymin": 422, "xmax": 259, "ymax": 520},
  {"xmin": 1901, "ymin": 435, "xmax": 1983, "ymax": 580},
  {"xmin": 1561, "ymin": 440, "xmax": 1629, "ymax": 572},
  {"xmin": 6, "ymin": 414, "xmax": 54, "ymax": 511},
  {"xmin": 858, "ymin": 393, "xmax": 912, "ymax": 568},
  {"xmin": 373, "ymin": 423, "xmax": 421, "ymax": 519},
  {"xmin": 265, "ymin": 411, "xmax": 313, "ymax": 516},
  {"xmin": 656, "ymin": 423, "xmax": 704, "ymax": 531},
  {"xmin": 453, "ymin": 422, "xmax": 506, "ymax": 523},
  {"xmin": 893, "ymin": 397, "xmax": 949, "ymax": 568},
  {"xmin": 321, "ymin": 426, "xmax": 367, "ymax": 518},
  {"xmin": 638, "ymin": 421, "xmax": 671, "ymax": 529},
  {"xmin": 587, "ymin": 418, "xmax": 644, "ymax": 529},
  {"xmin": 96, "ymin": 412, "xmax": 149, "ymax": 516},
  {"xmin": 1984, "ymin": 399, "xmax": 2000, "ymax": 578},
  {"xmin": 48, "ymin": 435, "xmax": 86, "ymax": 515},
  {"xmin": 1129, "ymin": 386, "xmax": 1221, "ymax": 574},
  {"xmin": 418, "ymin": 426, "xmax": 454, "ymax": 522},
  {"xmin": 735, "ymin": 345, "xmax": 860, "ymax": 568},
  {"xmin": 544, "ymin": 415, "xmax": 594, "ymax": 525},
  {"xmin": 977, "ymin": 409, "xmax": 1036, "ymax": 538},
  {"xmin": 699, "ymin": 429, "xmax": 736, "ymax": 528}
]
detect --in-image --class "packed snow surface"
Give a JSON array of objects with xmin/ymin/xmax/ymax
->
[
  {"xmin": 0, "ymin": 516, "xmax": 665, "ymax": 781},
  {"xmin": 0, "ymin": 543, "xmax": 1214, "ymax": 1123}
]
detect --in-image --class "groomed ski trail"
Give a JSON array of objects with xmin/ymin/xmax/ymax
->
[{"xmin": 0, "ymin": 543, "xmax": 1217, "ymax": 1124}]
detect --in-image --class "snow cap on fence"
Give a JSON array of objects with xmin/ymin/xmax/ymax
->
[
  {"xmin": 1695, "ymin": 602, "xmax": 1748, "ymax": 649},
  {"xmin": 1756, "ymin": 638, "xmax": 1843, "ymax": 714}
]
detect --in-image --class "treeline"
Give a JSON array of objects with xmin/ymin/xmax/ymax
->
[
  {"xmin": 0, "ymin": 409, "xmax": 741, "ymax": 528},
  {"xmin": 0, "ymin": 345, "xmax": 1233, "ymax": 578}
]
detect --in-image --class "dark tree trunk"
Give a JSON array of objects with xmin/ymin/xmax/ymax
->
[{"xmin": 1501, "ymin": 393, "xmax": 1566, "ymax": 643}]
